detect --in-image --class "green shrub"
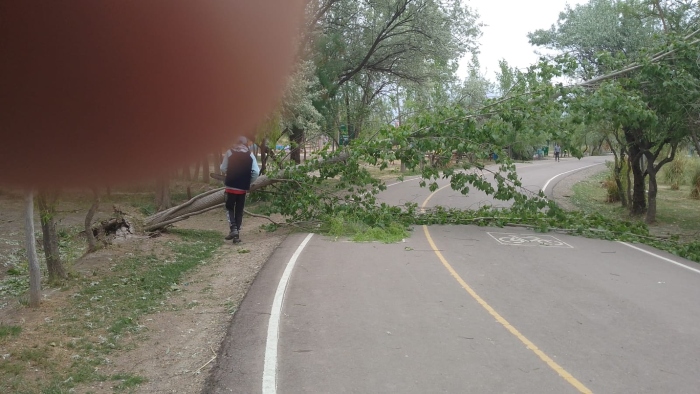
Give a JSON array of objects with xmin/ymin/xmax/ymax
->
[
  {"xmin": 603, "ymin": 161, "xmax": 626, "ymax": 203},
  {"xmin": 661, "ymin": 156, "xmax": 688, "ymax": 190},
  {"xmin": 603, "ymin": 176, "xmax": 620, "ymax": 203},
  {"xmin": 690, "ymin": 166, "xmax": 700, "ymax": 200}
]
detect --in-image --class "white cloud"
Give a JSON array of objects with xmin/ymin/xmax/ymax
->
[{"xmin": 459, "ymin": 0, "xmax": 585, "ymax": 81}]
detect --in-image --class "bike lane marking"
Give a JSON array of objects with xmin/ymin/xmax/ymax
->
[
  {"xmin": 262, "ymin": 233, "xmax": 314, "ymax": 394},
  {"xmin": 420, "ymin": 191, "xmax": 593, "ymax": 394},
  {"xmin": 487, "ymin": 232, "xmax": 573, "ymax": 248}
]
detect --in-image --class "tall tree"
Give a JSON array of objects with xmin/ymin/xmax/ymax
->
[
  {"xmin": 303, "ymin": 0, "xmax": 481, "ymax": 158},
  {"xmin": 530, "ymin": 0, "xmax": 700, "ymax": 222},
  {"xmin": 279, "ymin": 60, "xmax": 325, "ymax": 163},
  {"xmin": 528, "ymin": 0, "xmax": 656, "ymax": 79}
]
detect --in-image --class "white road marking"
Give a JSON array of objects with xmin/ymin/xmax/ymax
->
[
  {"xmin": 618, "ymin": 241, "xmax": 700, "ymax": 275},
  {"xmin": 488, "ymin": 232, "xmax": 573, "ymax": 248},
  {"xmin": 541, "ymin": 163, "xmax": 604, "ymax": 194},
  {"xmin": 262, "ymin": 233, "xmax": 314, "ymax": 394},
  {"xmin": 386, "ymin": 176, "xmax": 422, "ymax": 187}
]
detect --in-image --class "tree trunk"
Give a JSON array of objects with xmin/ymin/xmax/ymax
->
[
  {"xmin": 644, "ymin": 143, "xmax": 677, "ymax": 224},
  {"xmin": 613, "ymin": 160, "xmax": 627, "ymax": 207},
  {"xmin": 290, "ymin": 125, "xmax": 304, "ymax": 164},
  {"xmin": 155, "ymin": 177, "xmax": 172, "ymax": 211},
  {"xmin": 629, "ymin": 152, "xmax": 647, "ymax": 216},
  {"xmin": 606, "ymin": 137, "xmax": 627, "ymax": 207},
  {"xmin": 260, "ymin": 138, "xmax": 269, "ymax": 175},
  {"xmin": 625, "ymin": 160, "xmax": 632, "ymax": 208},
  {"xmin": 690, "ymin": 129, "xmax": 700, "ymax": 158},
  {"xmin": 24, "ymin": 191, "xmax": 41, "ymax": 308},
  {"xmin": 85, "ymin": 188, "xmax": 100, "ymax": 253},
  {"xmin": 645, "ymin": 165, "xmax": 658, "ymax": 224},
  {"xmin": 37, "ymin": 190, "xmax": 66, "ymax": 282},
  {"xmin": 625, "ymin": 127, "xmax": 647, "ymax": 215}
]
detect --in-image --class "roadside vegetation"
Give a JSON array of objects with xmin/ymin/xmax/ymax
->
[
  {"xmin": 575, "ymin": 156, "xmax": 700, "ymax": 236},
  {"xmin": 2, "ymin": 1, "xmax": 700, "ymax": 392},
  {"xmin": 0, "ymin": 228, "xmax": 221, "ymax": 393},
  {"xmin": 571, "ymin": 155, "xmax": 700, "ymax": 261}
]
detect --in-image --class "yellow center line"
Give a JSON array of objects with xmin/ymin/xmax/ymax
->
[{"xmin": 421, "ymin": 189, "xmax": 592, "ymax": 394}]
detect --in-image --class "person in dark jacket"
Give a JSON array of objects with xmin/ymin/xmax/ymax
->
[{"xmin": 220, "ymin": 136, "xmax": 259, "ymax": 242}]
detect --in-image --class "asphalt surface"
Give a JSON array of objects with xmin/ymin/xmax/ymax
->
[{"xmin": 207, "ymin": 156, "xmax": 700, "ymax": 394}]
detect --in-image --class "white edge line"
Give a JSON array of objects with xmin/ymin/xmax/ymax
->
[
  {"xmin": 541, "ymin": 163, "xmax": 603, "ymax": 194},
  {"xmin": 262, "ymin": 233, "xmax": 314, "ymax": 394},
  {"xmin": 386, "ymin": 176, "xmax": 422, "ymax": 187},
  {"xmin": 618, "ymin": 241, "xmax": 700, "ymax": 275}
]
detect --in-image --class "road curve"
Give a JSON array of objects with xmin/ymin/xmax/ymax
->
[{"xmin": 207, "ymin": 156, "xmax": 700, "ymax": 394}]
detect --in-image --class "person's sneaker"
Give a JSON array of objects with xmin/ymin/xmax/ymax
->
[
  {"xmin": 232, "ymin": 229, "xmax": 241, "ymax": 243},
  {"xmin": 225, "ymin": 228, "xmax": 237, "ymax": 240}
]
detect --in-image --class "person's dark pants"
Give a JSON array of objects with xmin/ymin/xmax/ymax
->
[
  {"xmin": 554, "ymin": 152, "xmax": 560, "ymax": 161},
  {"xmin": 225, "ymin": 192, "xmax": 246, "ymax": 231}
]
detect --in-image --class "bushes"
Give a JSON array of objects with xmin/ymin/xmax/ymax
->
[
  {"xmin": 690, "ymin": 166, "xmax": 700, "ymax": 199},
  {"xmin": 603, "ymin": 160, "xmax": 628, "ymax": 203},
  {"xmin": 661, "ymin": 156, "xmax": 688, "ymax": 190},
  {"xmin": 603, "ymin": 175, "xmax": 620, "ymax": 203}
]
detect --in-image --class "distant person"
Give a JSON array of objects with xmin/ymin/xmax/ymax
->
[
  {"xmin": 220, "ymin": 136, "xmax": 259, "ymax": 243},
  {"xmin": 554, "ymin": 143, "xmax": 561, "ymax": 162}
]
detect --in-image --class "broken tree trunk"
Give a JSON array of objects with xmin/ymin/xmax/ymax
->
[{"xmin": 144, "ymin": 151, "xmax": 350, "ymax": 231}]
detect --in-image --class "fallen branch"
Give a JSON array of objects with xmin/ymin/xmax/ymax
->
[
  {"xmin": 578, "ymin": 29, "xmax": 700, "ymax": 88},
  {"xmin": 144, "ymin": 152, "xmax": 350, "ymax": 231},
  {"xmin": 194, "ymin": 346, "xmax": 218, "ymax": 375}
]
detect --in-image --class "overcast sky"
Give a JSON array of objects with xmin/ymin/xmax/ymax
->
[{"xmin": 458, "ymin": 0, "xmax": 585, "ymax": 81}]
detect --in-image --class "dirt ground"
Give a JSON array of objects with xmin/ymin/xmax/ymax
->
[
  {"xmin": 0, "ymin": 187, "xmax": 289, "ymax": 393},
  {"xmin": 0, "ymin": 165, "xmax": 596, "ymax": 394}
]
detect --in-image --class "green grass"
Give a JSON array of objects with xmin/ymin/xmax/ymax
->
[
  {"xmin": 124, "ymin": 193, "xmax": 157, "ymax": 216},
  {"xmin": 0, "ymin": 324, "xmax": 22, "ymax": 340},
  {"xmin": 571, "ymin": 171, "xmax": 623, "ymax": 216},
  {"xmin": 571, "ymin": 170, "xmax": 700, "ymax": 237},
  {"xmin": 323, "ymin": 212, "xmax": 410, "ymax": 243},
  {"xmin": 0, "ymin": 229, "xmax": 223, "ymax": 394},
  {"xmin": 112, "ymin": 373, "xmax": 147, "ymax": 391}
]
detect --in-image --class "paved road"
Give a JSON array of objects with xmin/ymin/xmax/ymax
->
[{"xmin": 208, "ymin": 156, "xmax": 700, "ymax": 394}]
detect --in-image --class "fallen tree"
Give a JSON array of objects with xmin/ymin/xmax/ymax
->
[{"xmin": 144, "ymin": 151, "xmax": 350, "ymax": 231}]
